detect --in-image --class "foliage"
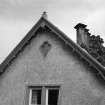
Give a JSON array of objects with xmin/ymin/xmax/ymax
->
[{"xmin": 83, "ymin": 35, "xmax": 105, "ymax": 66}]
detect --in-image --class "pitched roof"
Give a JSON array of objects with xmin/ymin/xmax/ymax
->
[{"xmin": 0, "ymin": 15, "xmax": 105, "ymax": 80}]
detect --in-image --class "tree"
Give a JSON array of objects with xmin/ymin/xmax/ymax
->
[{"xmin": 82, "ymin": 35, "xmax": 105, "ymax": 66}]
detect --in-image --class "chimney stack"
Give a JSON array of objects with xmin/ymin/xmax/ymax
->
[{"xmin": 74, "ymin": 23, "xmax": 90, "ymax": 49}]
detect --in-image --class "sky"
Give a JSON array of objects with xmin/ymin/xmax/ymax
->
[{"xmin": 0, "ymin": 0, "xmax": 105, "ymax": 63}]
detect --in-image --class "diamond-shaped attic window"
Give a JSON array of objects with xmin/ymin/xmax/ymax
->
[{"xmin": 39, "ymin": 41, "xmax": 51, "ymax": 57}]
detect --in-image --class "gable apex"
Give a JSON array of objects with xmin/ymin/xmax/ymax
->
[
  {"xmin": 42, "ymin": 11, "xmax": 48, "ymax": 19},
  {"xmin": 0, "ymin": 15, "xmax": 105, "ymax": 81}
]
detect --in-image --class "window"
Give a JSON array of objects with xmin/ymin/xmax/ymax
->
[
  {"xmin": 29, "ymin": 86, "xmax": 60, "ymax": 105},
  {"xmin": 39, "ymin": 41, "xmax": 51, "ymax": 57},
  {"xmin": 46, "ymin": 88, "xmax": 59, "ymax": 105},
  {"xmin": 29, "ymin": 88, "xmax": 42, "ymax": 105}
]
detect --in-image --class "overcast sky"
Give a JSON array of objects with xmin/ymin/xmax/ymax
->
[{"xmin": 0, "ymin": 0, "xmax": 105, "ymax": 63}]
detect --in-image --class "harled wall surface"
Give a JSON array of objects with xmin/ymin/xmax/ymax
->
[{"xmin": 0, "ymin": 31, "xmax": 105, "ymax": 105}]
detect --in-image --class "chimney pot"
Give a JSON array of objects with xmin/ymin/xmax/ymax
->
[
  {"xmin": 85, "ymin": 29, "xmax": 89, "ymax": 32},
  {"xmin": 88, "ymin": 32, "xmax": 91, "ymax": 36},
  {"xmin": 74, "ymin": 23, "xmax": 87, "ymax": 29}
]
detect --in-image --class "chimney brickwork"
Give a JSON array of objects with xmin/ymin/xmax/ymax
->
[{"xmin": 74, "ymin": 23, "xmax": 90, "ymax": 49}]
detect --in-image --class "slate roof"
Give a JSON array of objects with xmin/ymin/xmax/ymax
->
[{"xmin": 0, "ymin": 14, "xmax": 105, "ymax": 80}]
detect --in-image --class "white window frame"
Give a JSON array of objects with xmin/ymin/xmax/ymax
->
[
  {"xmin": 28, "ymin": 86, "xmax": 60, "ymax": 105},
  {"xmin": 29, "ymin": 87, "xmax": 42, "ymax": 105}
]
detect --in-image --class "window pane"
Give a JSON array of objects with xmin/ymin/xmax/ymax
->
[
  {"xmin": 31, "ymin": 89, "xmax": 41, "ymax": 105},
  {"xmin": 48, "ymin": 89, "xmax": 59, "ymax": 105}
]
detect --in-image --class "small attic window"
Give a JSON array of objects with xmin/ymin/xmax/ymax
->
[
  {"xmin": 28, "ymin": 86, "xmax": 60, "ymax": 105},
  {"xmin": 39, "ymin": 41, "xmax": 51, "ymax": 57}
]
